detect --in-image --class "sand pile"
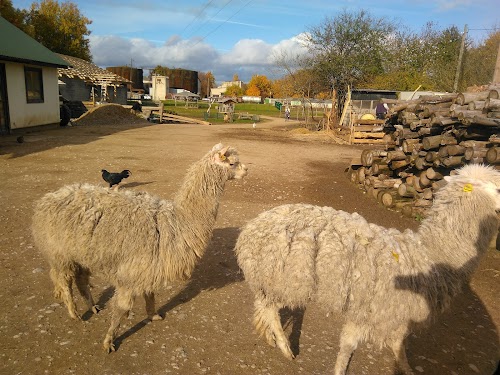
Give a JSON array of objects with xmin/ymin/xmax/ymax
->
[{"xmin": 73, "ymin": 104, "xmax": 149, "ymax": 126}]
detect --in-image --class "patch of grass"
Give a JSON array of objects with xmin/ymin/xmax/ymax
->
[{"xmin": 160, "ymin": 100, "xmax": 283, "ymax": 124}]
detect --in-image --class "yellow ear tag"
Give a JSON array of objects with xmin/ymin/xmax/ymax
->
[
  {"xmin": 463, "ymin": 184, "xmax": 473, "ymax": 193},
  {"xmin": 219, "ymin": 154, "xmax": 226, "ymax": 161},
  {"xmin": 391, "ymin": 251, "xmax": 400, "ymax": 262}
]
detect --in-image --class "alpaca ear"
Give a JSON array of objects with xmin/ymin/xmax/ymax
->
[
  {"xmin": 219, "ymin": 146, "xmax": 230, "ymax": 157},
  {"xmin": 213, "ymin": 146, "xmax": 230, "ymax": 164},
  {"xmin": 212, "ymin": 143, "xmax": 224, "ymax": 152}
]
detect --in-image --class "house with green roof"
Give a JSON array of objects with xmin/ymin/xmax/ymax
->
[{"xmin": 0, "ymin": 16, "xmax": 69, "ymax": 134}]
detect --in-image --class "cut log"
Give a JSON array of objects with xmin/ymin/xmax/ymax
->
[
  {"xmin": 425, "ymin": 151, "xmax": 440, "ymax": 162},
  {"xmin": 419, "ymin": 94, "xmax": 457, "ymax": 103},
  {"xmin": 419, "ymin": 172, "xmax": 432, "ymax": 187},
  {"xmin": 390, "ymin": 158, "xmax": 411, "ymax": 170},
  {"xmin": 446, "ymin": 145, "xmax": 466, "ymax": 156},
  {"xmin": 381, "ymin": 191, "xmax": 412, "ymax": 208},
  {"xmin": 422, "ymin": 135, "xmax": 443, "ymax": 150},
  {"xmin": 422, "ymin": 188, "xmax": 433, "ymax": 200},
  {"xmin": 371, "ymin": 178, "xmax": 402, "ymax": 189},
  {"xmin": 486, "ymin": 147, "xmax": 500, "ymax": 164},
  {"xmin": 432, "ymin": 178, "xmax": 448, "ymax": 191},
  {"xmin": 485, "ymin": 98, "xmax": 500, "ymax": 110},
  {"xmin": 440, "ymin": 156, "xmax": 465, "ymax": 168},
  {"xmin": 459, "ymin": 140, "xmax": 490, "ymax": 148},
  {"xmin": 454, "ymin": 91, "xmax": 489, "ymax": 105},
  {"xmin": 425, "ymin": 167, "xmax": 446, "ymax": 180},
  {"xmin": 415, "ymin": 157, "xmax": 430, "ymax": 170},
  {"xmin": 397, "ymin": 183, "xmax": 418, "ymax": 198},
  {"xmin": 402, "ymin": 139, "xmax": 422, "ymax": 153},
  {"xmin": 349, "ymin": 169, "xmax": 359, "ymax": 184},
  {"xmin": 473, "ymin": 115, "xmax": 500, "ymax": 126},
  {"xmin": 386, "ymin": 150, "xmax": 407, "ymax": 161},
  {"xmin": 357, "ymin": 167, "xmax": 366, "ymax": 183},
  {"xmin": 488, "ymin": 89, "xmax": 500, "ymax": 99},
  {"xmin": 371, "ymin": 161, "xmax": 391, "ymax": 175},
  {"xmin": 464, "ymin": 147, "xmax": 488, "ymax": 161}
]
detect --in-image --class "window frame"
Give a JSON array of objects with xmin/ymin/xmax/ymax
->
[{"xmin": 24, "ymin": 66, "xmax": 44, "ymax": 103}]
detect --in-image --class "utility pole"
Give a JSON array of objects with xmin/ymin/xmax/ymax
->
[
  {"xmin": 493, "ymin": 42, "xmax": 500, "ymax": 83},
  {"xmin": 453, "ymin": 24, "xmax": 468, "ymax": 92}
]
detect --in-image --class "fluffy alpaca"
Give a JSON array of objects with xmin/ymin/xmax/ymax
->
[
  {"xmin": 234, "ymin": 164, "xmax": 500, "ymax": 375},
  {"xmin": 32, "ymin": 143, "xmax": 247, "ymax": 352}
]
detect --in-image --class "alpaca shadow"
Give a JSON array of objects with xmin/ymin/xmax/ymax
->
[
  {"xmin": 157, "ymin": 226, "xmax": 243, "ymax": 315},
  {"xmin": 394, "ymin": 219, "xmax": 499, "ymax": 375},
  {"xmin": 281, "ymin": 307, "xmax": 305, "ymax": 357},
  {"xmin": 112, "ymin": 227, "xmax": 242, "ymax": 348}
]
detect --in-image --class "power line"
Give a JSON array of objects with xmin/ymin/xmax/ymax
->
[
  {"xmin": 186, "ymin": 0, "xmax": 234, "ymax": 40},
  {"xmin": 179, "ymin": 0, "xmax": 216, "ymax": 38},
  {"xmin": 190, "ymin": 0, "xmax": 253, "ymax": 48}
]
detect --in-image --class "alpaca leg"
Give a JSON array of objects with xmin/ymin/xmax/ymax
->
[
  {"xmin": 333, "ymin": 321, "xmax": 362, "ymax": 375},
  {"xmin": 143, "ymin": 292, "xmax": 162, "ymax": 321},
  {"xmin": 103, "ymin": 288, "xmax": 134, "ymax": 353},
  {"xmin": 49, "ymin": 267, "xmax": 80, "ymax": 320},
  {"xmin": 253, "ymin": 294, "xmax": 294, "ymax": 360},
  {"xmin": 389, "ymin": 335, "xmax": 414, "ymax": 375},
  {"xmin": 75, "ymin": 267, "xmax": 100, "ymax": 314}
]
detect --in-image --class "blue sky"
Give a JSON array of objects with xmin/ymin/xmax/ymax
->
[{"xmin": 12, "ymin": 0, "xmax": 500, "ymax": 84}]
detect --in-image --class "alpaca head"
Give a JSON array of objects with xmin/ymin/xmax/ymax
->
[
  {"xmin": 211, "ymin": 143, "xmax": 248, "ymax": 180},
  {"xmin": 442, "ymin": 164, "xmax": 500, "ymax": 211}
]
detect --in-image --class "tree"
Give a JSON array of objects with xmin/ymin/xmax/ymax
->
[
  {"xmin": 246, "ymin": 74, "xmax": 272, "ymax": 102},
  {"xmin": 198, "ymin": 71, "xmax": 216, "ymax": 97},
  {"xmin": 25, "ymin": 0, "xmax": 92, "ymax": 60},
  {"xmin": 303, "ymin": 9, "xmax": 396, "ymax": 99},
  {"xmin": 232, "ymin": 74, "xmax": 240, "ymax": 81},
  {"xmin": 0, "ymin": 0, "xmax": 29, "ymax": 31},
  {"xmin": 462, "ymin": 30, "xmax": 500, "ymax": 88},
  {"xmin": 224, "ymin": 84, "xmax": 244, "ymax": 97}
]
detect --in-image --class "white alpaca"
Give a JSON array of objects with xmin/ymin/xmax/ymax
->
[
  {"xmin": 32, "ymin": 143, "xmax": 247, "ymax": 352},
  {"xmin": 235, "ymin": 164, "xmax": 500, "ymax": 374}
]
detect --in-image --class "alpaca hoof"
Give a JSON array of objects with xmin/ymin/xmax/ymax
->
[
  {"xmin": 69, "ymin": 312, "xmax": 82, "ymax": 320},
  {"xmin": 150, "ymin": 314, "xmax": 163, "ymax": 321},
  {"xmin": 92, "ymin": 305, "xmax": 101, "ymax": 314},
  {"xmin": 103, "ymin": 340, "xmax": 116, "ymax": 353}
]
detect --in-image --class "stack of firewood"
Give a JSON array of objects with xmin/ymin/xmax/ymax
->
[{"xmin": 347, "ymin": 85, "xmax": 500, "ymax": 218}]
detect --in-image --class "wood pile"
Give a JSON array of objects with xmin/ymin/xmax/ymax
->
[{"xmin": 347, "ymin": 85, "xmax": 500, "ymax": 219}]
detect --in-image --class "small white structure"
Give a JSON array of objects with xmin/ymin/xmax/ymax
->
[{"xmin": 151, "ymin": 75, "xmax": 169, "ymax": 101}]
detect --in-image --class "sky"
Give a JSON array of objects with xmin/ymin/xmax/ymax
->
[{"xmin": 11, "ymin": 0, "xmax": 500, "ymax": 84}]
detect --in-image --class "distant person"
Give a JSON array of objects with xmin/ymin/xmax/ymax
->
[
  {"xmin": 375, "ymin": 102, "xmax": 389, "ymax": 119},
  {"xmin": 285, "ymin": 107, "xmax": 290, "ymax": 121}
]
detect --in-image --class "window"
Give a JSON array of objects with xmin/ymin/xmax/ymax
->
[{"xmin": 24, "ymin": 67, "xmax": 44, "ymax": 103}]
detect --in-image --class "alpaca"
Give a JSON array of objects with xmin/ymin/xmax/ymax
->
[
  {"xmin": 32, "ymin": 143, "xmax": 247, "ymax": 352},
  {"xmin": 234, "ymin": 164, "xmax": 500, "ymax": 375}
]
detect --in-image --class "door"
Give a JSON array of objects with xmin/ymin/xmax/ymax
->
[{"xmin": 0, "ymin": 63, "xmax": 10, "ymax": 135}]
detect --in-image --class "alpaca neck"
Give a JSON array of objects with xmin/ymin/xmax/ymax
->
[
  {"xmin": 416, "ymin": 200, "xmax": 497, "ymax": 274},
  {"xmin": 172, "ymin": 160, "xmax": 228, "ymax": 256}
]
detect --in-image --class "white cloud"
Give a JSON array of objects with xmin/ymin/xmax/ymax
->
[{"xmin": 89, "ymin": 34, "xmax": 309, "ymax": 83}]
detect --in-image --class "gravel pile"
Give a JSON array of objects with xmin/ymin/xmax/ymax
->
[{"xmin": 73, "ymin": 103, "xmax": 149, "ymax": 126}]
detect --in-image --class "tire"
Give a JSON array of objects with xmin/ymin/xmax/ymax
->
[{"xmin": 60, "ymin": 104, "xmax": 71, "ymax": 126}]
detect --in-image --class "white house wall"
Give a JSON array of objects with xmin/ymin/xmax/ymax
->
[{"xmin": 5, "ymin": 62, "xmax": 60, "ymax": 130}]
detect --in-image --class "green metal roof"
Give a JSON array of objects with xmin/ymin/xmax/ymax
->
[{"xmin": 0, "ymin": 16, "xmax": 69, "ymax": 68}]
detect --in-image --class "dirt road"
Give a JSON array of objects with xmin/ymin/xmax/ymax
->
[{"xmin": 0, "ymin": 115, "xmax": 498, "ymax": 375}]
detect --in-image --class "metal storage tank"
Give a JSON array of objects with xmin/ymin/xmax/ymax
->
[
  {"xmin": 167, "ymin": 68, "xmax": 198, "ymax": 93},
  {"xmin": 106, "ymin": 66, "xmax": 144, "ymax": 91}
]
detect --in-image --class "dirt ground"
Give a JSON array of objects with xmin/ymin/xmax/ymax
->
[{"xmin": 0, "ymin": 109, "xmax": 498, "ymax": 375}]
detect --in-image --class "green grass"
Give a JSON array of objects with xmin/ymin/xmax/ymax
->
[{"xmin": 159, "ymin": 100, "xmax": 283, "ymax": 124}]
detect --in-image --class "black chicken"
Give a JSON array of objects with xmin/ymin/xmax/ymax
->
[{"xmin": 101, "ymin": 169, "xmax": 131, "ymax": 189}]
